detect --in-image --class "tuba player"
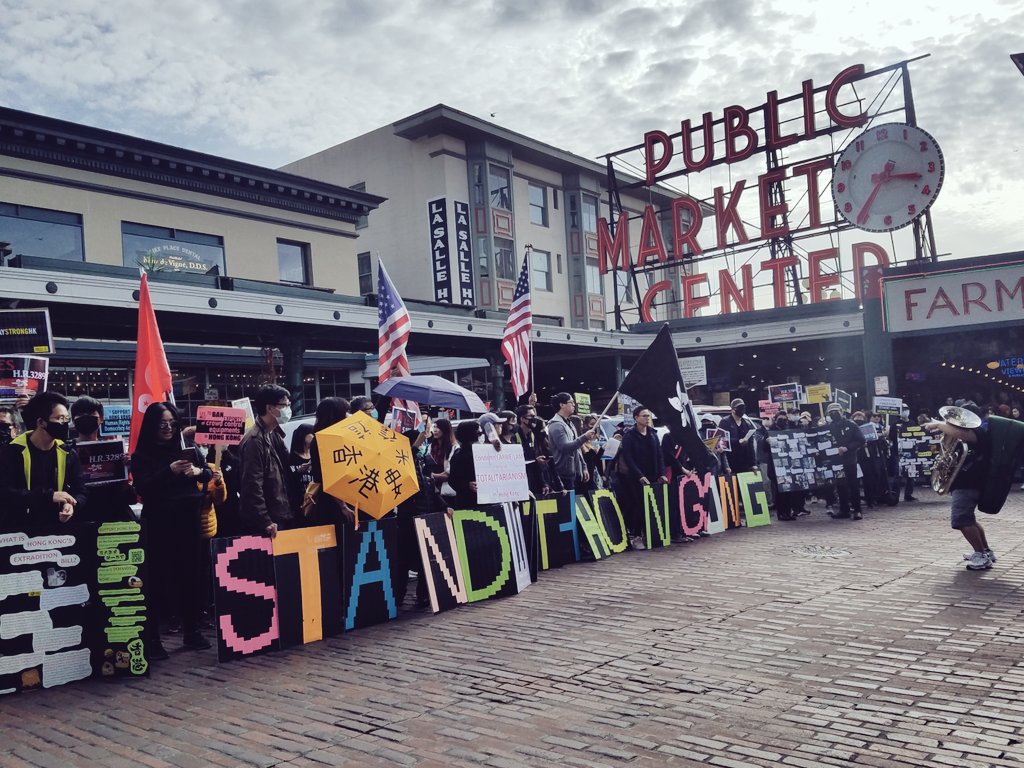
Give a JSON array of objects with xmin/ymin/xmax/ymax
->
[{"xmin": 924, "ymin": 402, "xmax": 993, "ymax": 570}]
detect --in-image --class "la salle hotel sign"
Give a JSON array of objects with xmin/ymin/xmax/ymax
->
[{"xmin": 599, "ymin": 64, "xmax": 901, "ymax": 321}]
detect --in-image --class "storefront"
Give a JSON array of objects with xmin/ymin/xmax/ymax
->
[{"xmin": 864, "ymin": 252, "xmax": 1024, "ymax": 417}]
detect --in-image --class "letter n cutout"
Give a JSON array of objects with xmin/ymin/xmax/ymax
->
[
  {"xmin": 718, "ymin": 475, "xmax": 742, "ymax": 528},
  {"xmin": 642, "ymin": 484, "xmax": 671, "ymax": 548},
  {"xmin": 737, "ymin": 471, "xmax": 772, "ymax": 528},
  {"xmin": 414, "ymin": 513, "xmax": 467, "ymax": 614}
]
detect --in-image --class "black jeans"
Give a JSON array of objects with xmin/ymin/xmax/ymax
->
[{"xmin": 836, "ymin": 462, "xmax": 862, "ymax": 516}]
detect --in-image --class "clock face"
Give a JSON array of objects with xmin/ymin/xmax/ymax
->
[{"xmin": 831, "ymin": 123, "xmax": 944, "ymax": 233}]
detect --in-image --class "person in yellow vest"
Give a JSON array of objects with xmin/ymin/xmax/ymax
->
[{"xmin": 0, "ymin": 391, "xmax": 86, "ymax": 531}]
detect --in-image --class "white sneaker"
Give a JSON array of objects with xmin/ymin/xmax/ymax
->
[
  {"xmin": 965, "ymin": 551, "xmax": 992, "ymax": 570},
  {"xmin": 963, "ymin": 548, "xmax": 997, "ymax": 563},
  {"xmin": 630, "ymin": 535, "xmax": 647, "ymax": 551}
]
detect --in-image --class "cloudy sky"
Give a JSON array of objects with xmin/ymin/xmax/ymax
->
[{"xmin": 1, "ymin": 0, "xmax": 1021, "ymax": 269}]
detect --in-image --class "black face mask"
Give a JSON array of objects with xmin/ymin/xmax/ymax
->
[
  {"xmin": 733, "ymin": 406, "xmax": 746, "ymax": 417},
  {"xmin": 829, "ymin": 412, "xmax": 843, "ymax": 423},
  {"xmin": 45, "ymin": 420, "xmax": 70, "ymax": 441},
  {"xmin": 776, "ymin": 420, "xmax": 788, "ymax": 429},
  {"xmin": 853, "ymin": 419, "xmax": 864, "ymax": 425},
  {"xmin": 74, "ymin": 414, "xmax": 100, "ymax": 435}
]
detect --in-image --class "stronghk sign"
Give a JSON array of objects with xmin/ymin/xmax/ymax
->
[{"xmin": 600, "ymin": 63, "xmax": 901, "ymax": 321}]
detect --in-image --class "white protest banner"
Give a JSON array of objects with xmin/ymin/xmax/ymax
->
[
  {"xmin": 472, "ymin": 443, "xmax": 529, "ymax": 504},
  {"xmin": 679, "ymin": 356, "xmax": 707, "ymax": 388},
  {"xmin": 231, "ymin": 397, "xmax": 255, "ymax": 431}
]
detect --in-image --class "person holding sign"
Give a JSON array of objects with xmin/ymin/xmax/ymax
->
[
  {"xmin": 826, "ymin": 403, "xmax": 865, "ymax": 521},
  {"xmin": 0, "ymin": 390, "xmax": 86, "ymax": 530},
  {"xmin": 131, "ymin": 402, "xmax": 212, "ymax": 658},
  {"xmin": 723, "ymin": 398, "xmax": 757, "ymax": 474},
  {"xmin": 70, "ymin": 395, "xmax": 136, "ymax": 523}
]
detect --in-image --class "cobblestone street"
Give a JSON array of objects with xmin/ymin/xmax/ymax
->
[{"xmin": 4, "ymin": 488, "xmax": 1024, "ymax": 768}]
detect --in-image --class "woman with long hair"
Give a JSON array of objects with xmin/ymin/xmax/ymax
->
[
  {"xmin": 427, "ymin": 418, "xmax": 454, "ymax": 490},
  {"xmin": 131, "ymin": 402, "xmax": 212, "ymax": 659},
  {"xmin": 287, "ymin": 423, "xmax": 316, "ymax": 518}
]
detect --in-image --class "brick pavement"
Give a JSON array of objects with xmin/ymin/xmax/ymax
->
[{"xmin": 4, "ymin": 488, "xmax": 1024, "ymax": 767}]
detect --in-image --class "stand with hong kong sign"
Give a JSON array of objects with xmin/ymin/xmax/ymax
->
[
  {"xmin": 0, "ymin": 309, "xmax": 54, "ymax": 355},
  {"xmin": 194, "ymin": 407, "xmax": 247, "ymax": 445},
  {"xmin": 473, "ymin": 444, "xmax": 530, "ymax": 504}
]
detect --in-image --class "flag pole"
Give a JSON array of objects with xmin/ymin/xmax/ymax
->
[{"xmin": 524, "ymin": 243, "xmax": 535, "ymax": 400}]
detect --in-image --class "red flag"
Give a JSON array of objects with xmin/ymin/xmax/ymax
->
[{"xmin": 129, "ymin": 272, "xmax": 173, "ymax": 453}]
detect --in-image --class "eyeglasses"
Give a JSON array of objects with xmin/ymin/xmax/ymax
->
[
  {"xmin": 49, "ymin": 416, "xmax": 71, "ymax": 425},
  {"xmin": 158, "ymin": 420, "xmax": 178, "ymax": 429}
]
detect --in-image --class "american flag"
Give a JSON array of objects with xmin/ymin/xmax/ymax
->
[
  {"xmin": 377, "ymin": 260, "xmax": 411, "ymax": 382},
  {"xmin": 502, "ymin": 251, "xmax": 533, "ymax": 398}
]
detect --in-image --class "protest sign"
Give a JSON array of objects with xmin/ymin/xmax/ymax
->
[
  {"xmin": 873, "ymin": 396, "xmax": 904, "ymax": 416},
  {"xmin": 834, "ymin": 389, "xmax": 852, "ymax": 413},
  {"xmin": 231, "ymin": 397, "xmax": 255, "ymax": 431},
  {"xmin": 388, "ymin": 405, "xmax": 418, "ymax": 433},
  {"xmin": 472, "ymin": 443, "xmax": 529, "ymax": 504},
  {"xmin": 767, "ymin": 427, "xmax": 845, "ymax": 492},
  {"xmin": 76, "ymin": 440, "xmax": 129, "ymax": 486},
  {"xmin": 860, "ymin": 423, "xmax": 880, "ymax": 442},
  {"xmin": 99, "ymin": 405, "xmax": 132, "ymax": 437},
  {"xmin": 898, "ymin": 425, "xmax": 939, "ymax": 478},
  {"xmin": 414, "ymin": 512, "xmax": 468, "ymax": 614},
  {"xmin": 574, "ymin": 392, "xmax": 591, "ymax": 415},
  {"xmin": 0, "ymin": 309, "xmax": 54, "ymax": 355},
  {"xmin": 0, "ymin": 523, "xmax": 149, "ymax": 695},
  {"xmin": 705, "ymin": 428, "xmax": 731, "ymax": 451},
  {"xmin": 678, "ymin": 356, "xmax": 707, "ymax": 388},
  {"xmin": 803, "ymin": 383, "xmax": 833, "ymax": 404},
  {"xmin": 194, "ymin": 406, "xmax": 247, "ymax": 445},
  {"xmin": 767, "ymin": 383, "xmax": 801, "ymax": 404},
  {"xmin": 759, "ymin": 399, "xmax": 780, "ymax": 419},
  {"xmin": 273, "ymin": 526, "xmax": 342, "ymax": 648},
  {"xmin": 0, "ymin": 355, "xmax": 48, "ymax": 407}
]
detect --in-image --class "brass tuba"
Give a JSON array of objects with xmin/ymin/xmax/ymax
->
[{"xmin": 931, "ymin": 405, "xmax": 982, "ymax": 494}]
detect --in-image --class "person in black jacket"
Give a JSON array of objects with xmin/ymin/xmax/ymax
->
[
  {"xmin": 722, "ymin": 398, "xmax": 757, "ymax": 474},
  {"xmin": 620, "ymin": 405, "xmax": 668, "ymax": 550},
  {"xmin": 448, "ymin": 420, "xmax": 482, "ymax": 509},
  {"xmin": 70, "ymin": 395, "xmax": 136, "ymax": 523},
  {"xmin": 0, "ymin": 390, "xmax": 86, "ymax": 532},
  {"xmin": 131, "ymin": 402, "xmax": 212, "ymax": 659},
  {"xmin": 826, "ymin": 402, "xmax": 866, "ymax": 520}
]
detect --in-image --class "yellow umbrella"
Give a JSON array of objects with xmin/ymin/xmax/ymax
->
[{"xmin": 316, "ymin": 410, "xmax": 420, "ymax": 523}]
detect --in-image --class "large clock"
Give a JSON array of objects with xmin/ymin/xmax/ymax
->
[{"xmin": 831, "ymin": 122, "xmax": 944, "ymax": 233}]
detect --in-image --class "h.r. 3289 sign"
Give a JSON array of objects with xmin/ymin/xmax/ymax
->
[{"xmin": 832, "ymin": 122, "xmax": 944, "ymax": 233}]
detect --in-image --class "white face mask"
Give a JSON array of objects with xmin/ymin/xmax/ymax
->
[{"xmin": 276, "ymin": 406, "xmax": 292, "ymax": 425}]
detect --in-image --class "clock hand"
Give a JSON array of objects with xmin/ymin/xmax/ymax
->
[
  {"xmin": 857, "ymin": 161, "xmax": 896, "ymax": 225},
  {"xmin": 856, "ymin": 180, "xmax": 885, "ymax": 225}
]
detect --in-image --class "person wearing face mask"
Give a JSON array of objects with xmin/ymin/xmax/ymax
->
[
  {"xmin": 238, "ymin": 385, "xmax": 295, "ymax": 538},
  {"xmin": 826, "ymin": 403, "xmax": 866, "ymax": 520},
  {"xmin": 722, "ymin": 398, "xmax": 757, "ymax": 474},
  {"xmin": 0, "ymin": 390, "xmax": 86, "ymax": 531},
  {"xmin": 69, "ymin": 395, "xmax": 136, "ymax": 523},
  {"xmin": 511, "ymin": 405, "xmax": 546, "ymax": 496}
]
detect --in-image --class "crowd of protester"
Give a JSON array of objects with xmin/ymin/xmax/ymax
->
[{"xmin": 2, "ymin": 385, "xmax": 1023, "ymax": 659}]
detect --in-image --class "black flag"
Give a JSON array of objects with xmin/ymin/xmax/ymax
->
[{"xmin": 619, "ymin": 325, "xmax": 714, "ymax": 473}]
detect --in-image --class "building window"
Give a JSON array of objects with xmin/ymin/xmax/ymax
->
[
  {"xmin": 488, "ymin": 165, "xmax": 512, "ymax": 211},
  {"xmin": 357, "ymin": 251, "xmax": 373, "ymax": 295},
  {"xmin": 122, "ymin": 222, "xmax": 225, "ymax": 275},
  {"xmin": 582, "ymin": 195, "xmax": 598, "ymax": 233},
  {"xmin": 277, "ymin": 239, "xmax": 311, "ymax": 285},
  {"xmin": 585, "ymin": 256, "xmax": 602, "ymax": 295},
  {"xmin": 528, "ymin": 183, "xmax": 548, "ymax": 226},
  {"xmin": 351, "ymin": 182, "xmax": 368, "ymax": 229},
  {"xmin": 0, "ymin": 202, "xmax": 84, "ymax": 263},
  {"xmin": 476, "ymin": 237, "xmax": 490, "ymax": 278},
  {"xmin": 531, "ymin": 249, "xmax": 552, "ymax": 291},
  {"xmin": 494, "ymin": 237, "xmax": 515, "ymax": 280},
  {"xmin": 553, "ymin": 189, "xmax": 559, "ymax": 210}
]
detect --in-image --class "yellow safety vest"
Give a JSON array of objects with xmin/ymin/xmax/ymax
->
[{"xmin": 12, "ymin": 432, "xmax": 67, "ymax": 493}]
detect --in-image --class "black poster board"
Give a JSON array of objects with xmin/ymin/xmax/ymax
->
[
  {"xmin": 272, "ymin": 526, "xmax": 342, "ymax": 649},
  {"xmin": 94, "ymin": 521, "xmax": 149, "ymax": 679},
  {"xmin": 77, "ymin": 440, "xmax": 129, "ymax": 486},
  {"xmin": 450, "ymin": 507, "xmax": 518, "ymax": 603},
  {"xmin": 0, "ymin": 309, "xmax": 54, "ymax": 355},
  {"xmin": 211, "ymin": 535, "xmax": 280, "ymax": 663},
  {"xmin": 340, "ymin": 517, "xmax": 400, "ymax": 631},
  {"xmin": 414, "ymin": 513, "xmax": 467, "ymax": 614}
]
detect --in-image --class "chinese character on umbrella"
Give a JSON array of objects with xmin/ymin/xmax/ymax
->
[{"xmin": 316, "ymin": 410, "xmax": 419, "ymax": 525}]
